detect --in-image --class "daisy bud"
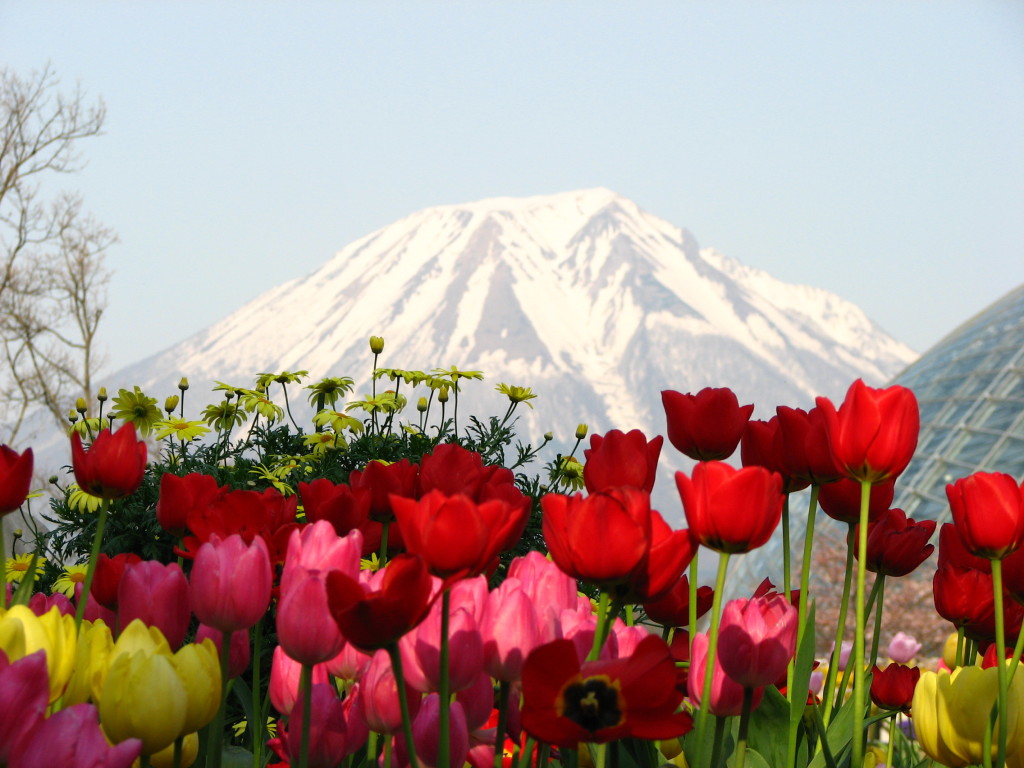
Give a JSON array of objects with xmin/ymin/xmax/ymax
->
[
  {"xmin": 437, "ymin": 387, "xmax": 449, "ymax": 403},
  {"xmin": 97, "ymin": 388, "xmax": 108, "ymax": 402},
  {"xmin": 369, "ymin": 336, "xmax": 385, "ymax": 354},
  {"xmin": 417, "ymin": 397, "xmax": 428, "ymax": 413},
  {"xmin": 575, "ymin": 423, "xmax": 588, "ymax": 440},
  {"xmin": 164, "ymin": 396, "xmax": 179, "ymax": 414},
  {"xmin": 76, "ymin": 398, "xmax": 88, "ymax": 414},
  {"xmin": 178, "ymin": 378, "xmax": 189, "ymax": 392}
]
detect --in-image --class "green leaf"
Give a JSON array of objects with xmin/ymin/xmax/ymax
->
[
  {"xmin": 727, "ymin": 747, "xmax": 772, "ymax": 768},
  {"xmin": 808, "ymin": 695, "xmax": 854, "ymax": 768},
  {"xmin": 747, "ymin": 686, "xmax": 790, "ymax": 768}
]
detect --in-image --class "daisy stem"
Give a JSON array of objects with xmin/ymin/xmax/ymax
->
[
  {"xmin": 74, "ymin": 497, "xmax": 110, "ymax": 630},
  {"xmin": 694, "ymin": 551, "xmax": 731, "ymax": 768},
  {"xmin": 851, "ymin": 479, "xmax": 871, "ymax": 768},
  {"xmin": 297, "ymin": 662, "xmax": 312, "ymax": 768},
  {"xmin": 387, "ymin": 643, "xmax": 419, "ymax": 768},
  {"xmin": 251, "ymin": 621, "xmax": 264, "ymax": 768},
  {"xmin": 821, "ymin": 523, "xmax": 856, "ymax": 727},
  {"xmin": 173, "ymin": 736, "xmax": 183, "ymax": 768}
]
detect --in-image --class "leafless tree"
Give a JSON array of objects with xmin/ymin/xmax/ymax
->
[{"xmin": 0, "ymin": 65, "xmax": 113, "ymax": 441}]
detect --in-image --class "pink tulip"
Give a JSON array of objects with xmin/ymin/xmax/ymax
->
[
  {"xmin": 271, "ymin": 683, "xmax": 368, "ymax": 768},
  {"xmin": 28, "ymin": 592, "xmax": 74, "ymax": 617},
  {"xmin": 481, "ymin": 578, "xmax": 543, "ymax": 681},
  {"xmin": 395, "ymin": 694, "xmax": 469, "ymax": 768},
  {"xmin": 0, "ymin": 651, "xmax": 49, "ymax": 764},
  {"xmin": 324, "ymin": 639, "xmax": 372, "ymax": 681},
  {"xmin": 455, "ymin": 671, "xmax": 495, "ymax": 732},
  {"xmin": 507, "ymin": 552, "xmax": 578, "ymax": 642},
  {"xmin": 195, "ymin": 625, "xmax": 251, "ymax": 679},
  {"xmin": 401, "ymin": 604, "xmax": 484, "ymax": 693},
  {"xmin": 688, "ymin": 632, "xmax": 763, "ymax": 716},
  {"xmin": 117, "ymin": 560, "xmax": 191, "ymax": 647},
  {"xmin": 191, "ymin": 534, "xmax": 272, "ymax": 632},
  {"xmin": 887, "ymin": 632, "xmax": 922, "ymax": 664},
  {"xmin": 277, "ymin": 522, "xmax": 362, "ymax": 665},
  {"xmin": 716, "ymin": 594, "xmax": 798, "ymax": 688},
  {"xmin": 269, "ymin": 646, "xmax": 330, "ymax": 716},
  {"xmin": 361, "ymin": 649, "xmax": 421, "ymax": 734},
  {"xmin": 9, "ymin": 703, "xmax": 141, "ymax": 768}
]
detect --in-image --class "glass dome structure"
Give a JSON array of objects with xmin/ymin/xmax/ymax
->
[{"xmin": 891, "ymin": 282, "xmax": 1024, "ymax": 521}]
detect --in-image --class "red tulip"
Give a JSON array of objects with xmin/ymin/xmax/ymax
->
[
  {"xmin": 583, "ymin": 429, "xmax": 663, "ymax": 494},
  {"xmin": 181, "ymin": 486, "xmax": 299, "ymax": 565},
  {"xmin": 156, "ymin": 472, "xmax": 226, "ymax": 536},
  {"xmin": 71, "ymin": 424, "xmax": 147, "ymax": 499},
  {"xmin": 521, "ymin": 635, "xmax": 692, "ymax": 747},
  {"xmin": 675, "ymin": 461, "xmax": 784, "ymax": 554},
  {"xmin": 643, "ymin": 575, "xmax": 714, "ymax": 628},
  {"xmin": 541, "ymin": 487, "xmax": 651, "ymax": 587},
  {"xmin": 870, "ymin": 663, "xmax": 920, "ymax": 713},
  {"xmin": 349, "ymin": 458, "xmax": 418, "ymax": 522},
  {"xmin": 741, "ymin": 417, "xmax": 807, "ymax": 494},
  {"xmin": 190, "ymin": 534, "xmax": 272, "ymax": 633},
  {"xmin": 392, "ymin": 490, "xmax": 525, "ymax": 578},
  {"xmin": 662, "ymin": 387, "xmax": 753, "ymax": 461},
  {"xmin": 717, "ymin": 594, "xmax": 798, "ymax": 688},
  {"xmin": 816, "ymin": 379, "xmax": 919, "ymax": 484},
  {"xmin": 947, "ymin": 472, "xmax": 1024, "ymax": 560},
  {"xmin": 0, "ymin": 445, "xmax": 33, "ymax": 515},
  {"xmin": 855, "ymin": 508, "xmax": 936, "ymax": 577},
  {"xmin": 775, "ymin": 405, "xmax": 843, "ymax": 486},
  {"xmin": 818, "ymin": 476, "xmax": 896, "ymax": 525},
  {"xmin": 937, "ymin": 522, "xmax": 992, "ymax": 573},
  {"xmin": 628, "ymin": 512, "xmax": 697, "ymax": 603},
  {"xmin": 299, "ymin": 478, "xmax": 371, "ymax": 537},
  {"xmin": 326, "ymin": 553, "xmax": 434, "ymax": 651},
  {"xmin": 1001, "ymin": 546, "xmax": 1024, "ymax": 605},
  {"xmin": 90, "ymin": 552, "xmax": 141, "ymax": 611},
  {"xmin": 933, "ymin": 563, "xmax": 1000, "ymax": 642},
  {"xmin": 117, "ymin": 560, "xmax": 191, "ymax": 647}
]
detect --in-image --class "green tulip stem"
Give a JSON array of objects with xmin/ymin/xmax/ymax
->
[
  {"xmin": 206, "ymin": 630, "xmax": 232, "ymax": 768},
  {"xmin": 74, "ymin": 497, "xmax": 111, "ymax": 630},
  {"xmin": 0, "ymin": 523, "xmax": 6, "ymax": 609},
  {"xmin": 594, "ymin": 743, "xmax": 606, "ymax": 768},
  {"xmin": 992, "ymin": 558, "xmax": 1009, "ymax": 768},
  {"xmin": 709, "ymin": 714, "xmax": 728, "ymax": 768},
  {"xmin": 787, "ymin": 484, "xmax": 820, "ymax": 768},
  {"xmin": 868, "ymin": 575, "xmax": 886, "ymax": 672},
  {"xmin": 387, "ymin": 643, "xmax": 419, "ymax": 768},
  {"xmin": 380, "ymin": 521, "xmax": 390, "ymax": 565},
  {"xmin": 493, "ymin": 680, "xmax": 510, "ymax": 768},
  {"xmin": 885, "ymin": 713, "xmax": 897, "ymax": 768},
  {"xmin": 588, "ymin": 591, "xmax": 612, "ymax": 662},
  {"xmin": 1008, "ymin": 616, "xmax": 1024, "ymax": 684},
  {"xmin": 438, "ymin": 588, "xmax": 452, "ymax": 768},
  {"xmin": 297, "ymin": 662, "xmax": 312, "ymax": 768},
  {"xmin": 956, "ymin": 626, "xmax": 966, "ymax": 669},
  {"xmin": 251, "ymin": 622, "xmax": 264, "ymax": 768},
  {"xmin": 735, "ymin": 687, "xmax": 756, "ymax": 768},
  {"xmin": 782, "ymin": 493, "xmax": 792, "ymax": 606},
  {"xmin": 519, "ymin": 738, "xmax": 536, "ymax": 768},
  {"xmin": 688, "ymin": 553, "xmax": 699, "ymax": 645},
  {"xmin": 851, "ymin": 479, "xmax": 871, "ymax": 768},
  {"xmin": 821, "ymin": 523, "xmax": 856, "ymax": 727},
  {"xmin": 694, "ymin": 551, "xmax": 732, "ymax": 768},
  {"xmin": 173, "ymin": 736, "xmax": 183, "ymax": 768}
]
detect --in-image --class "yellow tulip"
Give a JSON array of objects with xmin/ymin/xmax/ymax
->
[
  {"xmin": 111, "ymin": 618, "xmax": 172, "ymax": 659},
  {"xmin": 913, "ymin": 664, "xmax": 1024, "ymax": 767},
  {"xmin": 100, "ymin": 649, "xmax": 187, "ymax": 756},
  {"xmin": 171, "ymin": 639, "xmax": 222, "ymax": 734},
  {"xmin": 0, "ymin": 605, "xmax": 77, "ymax": 702},
  {"xmin": 147, "ymin": 732, "xmax": 199, "ymax": 768},
  {"xmin": 62, "ymin": 618, "xmax": 113, "ymax": 706}
]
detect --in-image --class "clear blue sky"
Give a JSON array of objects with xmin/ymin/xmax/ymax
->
[{"xmin": 2, "ymin": 1, "xmax": 1022, "ymax": 377}]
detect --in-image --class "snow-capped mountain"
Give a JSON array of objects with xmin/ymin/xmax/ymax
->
[{"xmin": 115, "ymin": 188, "xmax": 914, "ymax": 430}]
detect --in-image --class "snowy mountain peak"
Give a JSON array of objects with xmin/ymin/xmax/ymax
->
[{"xmin": 113, "ymin": 189, "xmax": 916, "ymax": 439}]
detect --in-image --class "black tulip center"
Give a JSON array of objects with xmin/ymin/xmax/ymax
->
[{"xmin": 562, "ymin": 677, "xmax": 622, "ymax": 732}]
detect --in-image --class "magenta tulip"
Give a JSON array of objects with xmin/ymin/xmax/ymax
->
[
  {"xmin": 195, "ymin": 625, "xmax": 251, "ymax": 679},
  {"xmin": 269, "ymin": 646, "xmax": 330, "ymax": 716},
  {"xmin": 716, "ymin": 594, "xmax": 798, "ymax": 688},
  {"xmin": 361, "ymin": 649, "xmax": 422, "ymax": 734},
  {"xmin": 688, "ymin": 632, "xmax": 763, "ymax": 716},
  {"xmin": 117, "ymin": 560, "xmax": 190, "ymax": 647},
  {"xmin": 0, "ymin": 651, "xmax": 49, "ymax": 764},
  {"xmin": 9, "ymin": 703, "xmax": 142, "ymax": 768},
  {"xmin": 480, "ymin": 577, "xmax": 544, "ymax": 681}
]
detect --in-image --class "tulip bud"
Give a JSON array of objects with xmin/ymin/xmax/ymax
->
[
  {"xmin": 575, "ymin": 423, "xmax": 588, "ymax": 440},
  {"xmin": 164, "ymin": 395, "xmax": 179, "ymax": 414},
  {"xmin": 369, "ymin": 336, "xmax": 385, "ymax": 354},
  {"xmin": 76, "ymin": 398, "xmax": 88, "ymax": 414},
  {"xmin": 178, "ymin": 377, "xmax": 189, "ymax": 392}
]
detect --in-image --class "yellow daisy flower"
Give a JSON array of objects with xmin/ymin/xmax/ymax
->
[
  {"xmin": 110, "ymin": 386, "xmax": 162, "ymax": 436},
  {"xmin": 52, "ymin": 563, "xmax": 89, "ymax": 597},
  {"xmin": 153, "ymin": 418, "xmax": 211, "ymax": 442},
  {"xmin": 67, "ymin": 483, "xmax": 104, "ymax": 514},
  {"xmin": 5, "ymin": 553, "xmax": 45, "ymax": 583}
]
